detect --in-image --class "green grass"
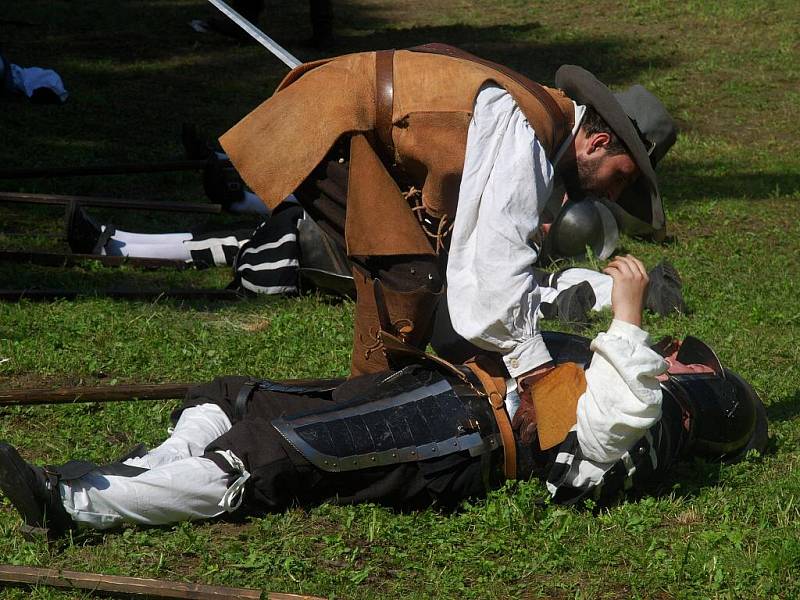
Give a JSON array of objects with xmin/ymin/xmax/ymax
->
[{"xmin": 1, "ymin": 0, "xmax": 799, "ymax": 598}]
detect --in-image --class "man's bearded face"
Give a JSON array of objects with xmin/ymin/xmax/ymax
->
[{"xmin": 572, "ymin": 150, "xmax": 639, "ymax": 202}]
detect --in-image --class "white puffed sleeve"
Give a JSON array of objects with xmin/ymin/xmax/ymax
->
[{"xmin": 576, "ymin": 319, "xmax": 668, "ymax": 464}]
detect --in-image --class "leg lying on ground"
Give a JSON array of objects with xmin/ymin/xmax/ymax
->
[
  {"xmin": 123, "ymin": 404, "xmax": 232, "ymax": 469},
  {"xmin": 0, "ymin": 403, "xmax": 246, "ymax": 533},
  {"xmin": 60, "ymin": 451, "xmax": 247, "ymax": 530}
]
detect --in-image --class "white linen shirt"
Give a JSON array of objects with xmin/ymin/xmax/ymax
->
[
  {"xmin": 446, "ymin": 84, "xmax": 585, "ymax": 378},
  {"xmin": 503, "ymin": 319, "xmax": 668, "ymax": 482}
]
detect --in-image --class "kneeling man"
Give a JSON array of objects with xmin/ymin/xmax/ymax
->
[{"xmin": 0, "ymin": 257, "xmax": 766, "ymax": 538}]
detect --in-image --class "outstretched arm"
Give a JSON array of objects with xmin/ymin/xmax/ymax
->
[
  {"xmin": 602, "ymin": 254, "xmax": 649, "ymax": 327},
  {"xmin": 575, "ymin": 255, "xmax": 667, "ymax": 464}
]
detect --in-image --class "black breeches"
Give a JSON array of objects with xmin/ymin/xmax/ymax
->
[{"xmin": 175, "ymin": 377, "xmax": 485, "ymax": 513}]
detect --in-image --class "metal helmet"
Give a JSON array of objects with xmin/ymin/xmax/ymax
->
[
  {"xmin": 658, "ymin": 336, "xmax": 769, "ymax": 462},
  {"xmin": 539, "ymin": 196, "xmax": 620, "ymax": 264}
]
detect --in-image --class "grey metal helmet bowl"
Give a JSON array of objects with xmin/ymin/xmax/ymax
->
[{"xmin": 539, "ymin": 196, "xmax": 619, "ymax": 264}]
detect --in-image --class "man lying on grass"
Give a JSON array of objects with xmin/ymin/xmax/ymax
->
[{"xmin": 0, "ymin": 256, "xmax": 766, "ymax": 539}]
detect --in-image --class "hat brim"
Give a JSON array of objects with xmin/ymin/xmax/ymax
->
[{"xmin": 555, "ymin": 65, "xmax": 665, "ymax": 235}]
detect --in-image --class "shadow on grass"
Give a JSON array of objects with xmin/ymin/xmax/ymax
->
[
  {"xmin": 765, "ymin": 389, "xmax": 800, "ymax": 423},
  {"xmin": 0, "ymin": 1, "xmax": 675, "ymax": 171},
  {"xmin": 329, "ymin": 24, "xmax": 673, "ymax": 87},
  {"xmin": 661, "ymin": 160, "xmax": 800, "ymax": 203}
]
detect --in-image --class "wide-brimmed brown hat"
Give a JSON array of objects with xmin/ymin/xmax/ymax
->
[{"xmin": 555, "ymin": 66, "xmax": 677, "ymax": 239}]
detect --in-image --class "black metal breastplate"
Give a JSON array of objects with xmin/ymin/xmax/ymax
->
[{"xmin": 272, "ymin": 365, "xmax": 499, "ymax": 472}]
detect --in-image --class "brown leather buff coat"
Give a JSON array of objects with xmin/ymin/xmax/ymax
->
[{"xmin": 220, "ymin": 50, "xmax": 575, "ymax": 258}]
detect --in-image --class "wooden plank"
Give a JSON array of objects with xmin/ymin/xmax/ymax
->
[
  {"xmin": 0, "ymin": 191, "xmax": 222, "ymax": 214},
  {"xmin": 0, "ymin": 564, "xmax": 324, "ymax": 600},
  {"xmin": 0, "ymin": 251, "xmax": 191, "ymax": 270}
]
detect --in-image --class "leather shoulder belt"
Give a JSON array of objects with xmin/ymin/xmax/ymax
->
[
  {"xmin": 374, "ymin": 49, "xmax": 396, "ymax": 164},
  {"xmin": 464, "ymin": 355, "xmax": 516, "ymax": 480},
  {"xmin": 409, "ymin": 42, "xmax": 569, "ymax": 149}
]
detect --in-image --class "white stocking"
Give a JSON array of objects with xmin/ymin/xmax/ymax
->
[
  {"xmin": 60, "ymin": 452, "xmax": 248, "ymax": 529},
  {"xmin": 102, "ymin": 238, "xmax": 193, "ymax": 261},
  {"xmin": 123, "ymin": 404, "xmax": 232, "ymax": 470},
  {"xmin": 110, "ymin": 230, "xmax": 194, "ymax": 245}
]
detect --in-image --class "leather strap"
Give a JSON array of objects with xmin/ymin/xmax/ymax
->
[
  {"xmin": 464, "ymin": 356, "xmax": 516, "ymax": 480},
  {"xmin": 409, "ymin": 43, "xmax": 569, "ymax": 153},
  {"xmin": 378, "ymin": 329, "xmax": 470, "ymax": 383},
  {"xmin": 374, "ymin": 49, "xmax": 396, "ymax": 164},
  {"xmin": 234, "ymin": 382, "xmax": 257, "ymax": 422}
]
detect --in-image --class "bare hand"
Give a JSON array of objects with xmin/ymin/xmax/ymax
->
[
  {"xmin": 512, "ymin": 362, "xmax": 554, "ymax": 446},
  {"xmin": 511, "ymin": 393, "xmax": 538, "ymax": 445},
  {"xmin": 602, "ymin": 255, "xmax": 649, "ymax": 326}
]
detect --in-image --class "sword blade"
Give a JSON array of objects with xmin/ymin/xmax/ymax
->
[{"xmin": 206, "ymin": 0, "xmax": 302, "ymax": 69}]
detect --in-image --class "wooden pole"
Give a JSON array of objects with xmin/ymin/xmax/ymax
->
[
  {"xmin": 0, "ymin": 251, "xmax": 191, "ymax": 271},
  {"xmin": 0, "ymin": 159, "xmax": 210, "ymax": 179},
  {"xmin": 0, "ymin": 191, "xmax": 222, "ymax": 214},
  {"xmin": 0, "ymin": 383, "xmax": 195, "ymax": 406},
  {"xmin": 0, "ymin": 564, "xmax": 324, "ymax": 600},
  {"xmin": 0, "ymin": 289, "xmax": 243, "ymax": 302},
  {"xmin": 0, "ymin": 378, "xmax": 346, "ymax": 407}
]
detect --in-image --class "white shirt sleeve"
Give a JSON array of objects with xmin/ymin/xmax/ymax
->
[
  {"xmin": 446, "ymin": 85, "xmax": 555, "ymax": 378},
  {"xmin": 575, "ymin": 319, "xmax": 668, "ymax": 464}
]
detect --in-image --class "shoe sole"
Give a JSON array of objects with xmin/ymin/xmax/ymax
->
[{"xmin": 0, "ymin": 443, "xmax": 45, "ymax": 527}]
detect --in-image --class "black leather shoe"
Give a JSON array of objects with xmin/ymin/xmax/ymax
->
[
  {"xmin": 540, "ymin": 280, "xmax": 596, "ymax": 330},
  {"xmin": 181, "ymin": 122, "xmax": 214, "ymax": 160},
  {"xmin": 202, "ymin": 153, "xmax": 244, "ymax": 208},
  {"xmin": 64, "ymin": 200, "xmax": 114, "ymax": 254},
  {"xmin": 0, "ymin": 442, "xmax": 74, "ymax": 539},
  {"xmin": 646, "ymin": 261, "xmax": 687, "ymax": 316}
]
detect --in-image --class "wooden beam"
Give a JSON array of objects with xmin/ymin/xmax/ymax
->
[
  {"xmin": 0, "ymin": 564, "xmax": 324, "ymax": 600},
  {"xmin": 0, "ymin": 191, "xmax": 222, "ymax": 214}
]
